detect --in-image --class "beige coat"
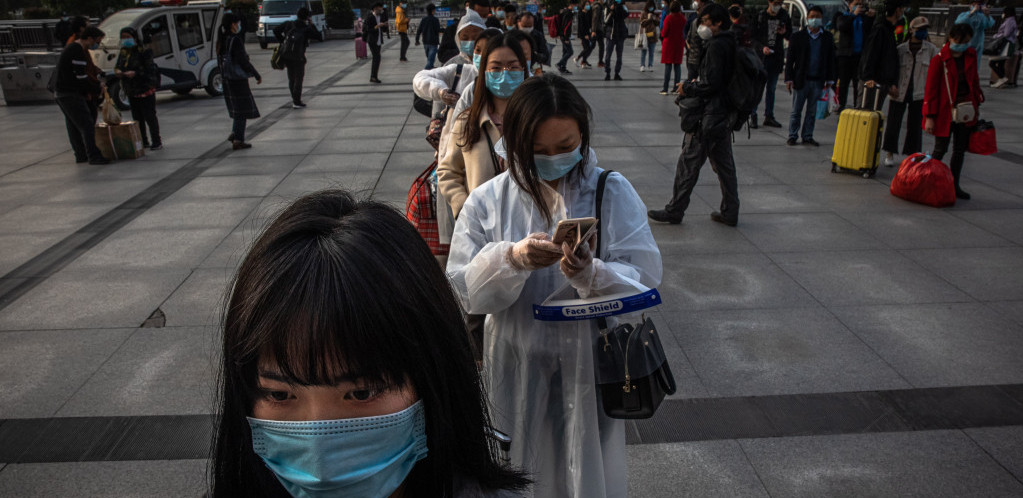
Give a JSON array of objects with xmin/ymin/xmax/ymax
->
[{"xmin": 438, "ymin": 108, "xmax": 502, "ymax": 219}]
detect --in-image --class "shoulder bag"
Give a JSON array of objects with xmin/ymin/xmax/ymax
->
[
  {"xmin": 592, "ymin": 170, "xmax": 677, "ymax": 419},
  {"xmin": 220, "ymin": 37, "xmax": 250, "ymax": 81},
  {"xmin": 943, "ymin": 61, "xmax": 976, "ymax": 124}
]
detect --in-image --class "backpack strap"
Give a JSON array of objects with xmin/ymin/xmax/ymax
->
[{"xmin": 595, "ymin": 169, "xmax": 613, "ymax": 332}]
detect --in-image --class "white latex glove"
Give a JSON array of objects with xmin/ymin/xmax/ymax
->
[
  {"xmin": 507, "ymin": 233, "xmax": 563, "ymax": 271},
  {"xmin": 561, "ymin": 233, "xmax": 597, "ymax": 294}
]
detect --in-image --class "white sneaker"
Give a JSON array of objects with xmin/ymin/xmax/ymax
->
[
  {"xmin": 575, "ymin": 57, "xmax": 581, "ymax": 68},
  {"xmin": 640, "ymin": 65, "xmax": 646, "ymax": 72},
  {"xmin": 883, "ymin": 152, "xmax": 895, "ymax": 167},
  {"xmin": 993, "ymin": 77, "xmax": 1009, "ymax": 88}
]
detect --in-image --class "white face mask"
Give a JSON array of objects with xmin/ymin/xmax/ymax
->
[{"xmin": 697, "ymin": 24, "xmax": 713, "ymax": 39}]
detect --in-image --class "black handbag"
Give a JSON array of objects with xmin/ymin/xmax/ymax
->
[
  {"xmin": 592, "ymin": 170, "xmax": 677, "ymax": 419},
  {"xmin": 675, "ymin": 95, "xmax": 704, "ymax": 134}
]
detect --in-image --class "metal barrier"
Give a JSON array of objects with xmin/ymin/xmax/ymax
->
[{"xmin": 0, "ymin": 20, "xmax": 59, "ymax": 52}]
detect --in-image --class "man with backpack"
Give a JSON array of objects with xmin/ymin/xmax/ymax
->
[
  {"xmin": 556, "ymin": 0, "xmax": 578, "ymax": 74},
  {"xmin": 649, "ymin": 3, "xmax": 741, "ymax": 227},
  {"xmin": 273, "ymin": 7, "xmax": 323, "ymax": 107}
]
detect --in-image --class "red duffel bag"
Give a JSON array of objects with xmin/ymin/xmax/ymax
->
[
  {"xmin": 968, "ymin": 120, "xmax": 997, "ymax": 155},
  {"xmin": 890, "ymin": 153, "xmax": 956, "ymax": 207}
]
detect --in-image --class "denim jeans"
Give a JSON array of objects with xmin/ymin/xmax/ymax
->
[
  {"xmin": 233, "ymin": 117, "xmax": 247, "ymax": 143},
  {"xmin": 753, "ymin": 70, "xmax": 781, "ymax": 120},
  {"xmin": 557, "ymin": 38, "xmax": 574, "ymax": 68},
  {"xmin": 424, "ymin": 44, "xmax": 438, "ymax": 69},
  {"xmin": 641, "ymin": 38, "xmax": 656, "ymax": 66},
  {"xmin": 788, "ymin": 79, "xmax": 824, "ymax": 141},
  {"xmin": 662, "ymin": 63, "xmax": 681, "ymax": 92},
  {"xmin": 604, "ymin": 35, "xmax": 625, "ymax": 76}
]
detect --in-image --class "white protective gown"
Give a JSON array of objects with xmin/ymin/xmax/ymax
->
[{"xmin": 447, "ymin": 151, "xmax": 662, "ymax": 498}]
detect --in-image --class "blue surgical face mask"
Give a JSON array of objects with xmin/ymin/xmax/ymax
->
[
  {"xmin": 949, "ymin": 42, "xmax": 969, "ymax": 52},
  {"xmin": 914, "ymin": 29, "xmax": 928, "ymax": 40},
  {"xmin": 535, "ymin": 145, "xmax": 584, "ymax": 181},
  {"xmin": 806, "ymin": 18, "xmax": 823, "ymax": 29},
  {"xmin": 473, "ymin": 53, "xmax": 482, "ymax": 69},
  {"xmin": 648, "ymin": 7, "xmax": 654, "ymax": 11},
  {"xmin": 585, "ymin": 5, "xmax": 591, "ymax": 10},
  {"xmin": 247, "ymin": 401, "xmax": 429, "ymax": 498},
  {"xmin": 121, "ymin": 38, "xmax": 136, "ymax": 48},
  {"xmin": 615, "ymin": 0, "xmax": 622, "ymax": 4},
  {"xmin": 486, "ymin": 69, "xmax": 525, "ymax": 98},
  {"xmin": 90, "ymin": 42, "xmax": 100, "ymax": 50},
  {"xmin": 459, "ymin": 40, "xmax": 475, "ymax": 56},
  {"xmin": 497, "ymin": 10, "xmax": 506, "ymax": 19}
]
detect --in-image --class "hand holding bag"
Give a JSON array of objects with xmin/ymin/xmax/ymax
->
[
  {"xmin": 592, "ymin": 170, "xmax": 677, "ymax": 419},
  {"xmin": 101, "ymin": 89, "xmax": 122, "ymax": 125}
]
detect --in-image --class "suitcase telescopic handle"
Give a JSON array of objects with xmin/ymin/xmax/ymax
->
[{"xmin": 861, "ymin": 86, "xmax": 881, "ymax": 111}]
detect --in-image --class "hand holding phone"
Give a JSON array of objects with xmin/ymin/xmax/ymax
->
[{"xmin": 552, "ymin": 217, "xmax": 597, "ymax": 249}]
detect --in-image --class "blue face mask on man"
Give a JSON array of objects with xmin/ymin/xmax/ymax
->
[
  {"xmin": 459, "ymin": 40, "xmax": 475, "ymax": 56},
  {"xmin": 535, "ymin": 145, "xmax": 583, "ymax": 181},
  {"xmin": 121, "ymin": 38, "xmax": 136, "ymax": 48},
  {"xmin": 806, "ymin": 17, "xmax": 823, "ymax": 29},
  {"xmin": 247, "ymin": 401, "xmax": 429, "ymax": 498},
  {"xmin": 486, "ymin": 70, "xmax": 525, "ymax": 98},
  {"xmin": 914, "ymin": 29, "xmax": 928, "ymax": 40}
]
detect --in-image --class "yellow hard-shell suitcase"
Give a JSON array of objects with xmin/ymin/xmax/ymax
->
[{"xmin": 831, "ymin": 92, "xmax": 884, "ymax": 178}]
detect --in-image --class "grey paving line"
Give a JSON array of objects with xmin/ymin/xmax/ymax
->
[
  {"xmin": 1, "ymin": 384, "xmax": 1021, "ymax": 464},
  {"xmin": 0, "ymin": 47, "xmax": 384, "ymax": 312}
]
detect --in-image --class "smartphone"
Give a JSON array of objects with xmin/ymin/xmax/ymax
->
[{"xmin": 552, "ymin": 217, "xmax": 598, "ymax": 250}]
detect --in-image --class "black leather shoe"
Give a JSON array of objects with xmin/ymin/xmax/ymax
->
[
  {"xmin": 763, "ymin": 117, "xmax": 782, "ymax": 128},
  {"xmin": 648, "ymin": 209, "xmax": 682, "ymax": 224},
  {"xmin": 955, "ymin": 189, "xmax": 972, "ymax": 200},
  {"xmin": 710, "ymin": 211, "xmax": 737, "ymax": 226},
  {"xmin": 89, "ymin": 157, "xmax": 110, "ymax": 165},
  {"xmin": 786, "ymin": 138, "xmax": 798, "ymax": 146},
  {"xmin": 802, "ymin": 138, "xmax": 820, "ymax": 147},
  {"xmin": 370, "ymin": 78, "xmax": 382, "ymax": 83},
  {"xmin": 614, "ymin": 74, "xmax": 623, "ymax": 80},
  {"xmin": 604, "ymin": 74, "xmax": 611, "ymax": 80},
  {"xmin": 749, "ymin": 118, "xmax": 759, "ymax": 129}
]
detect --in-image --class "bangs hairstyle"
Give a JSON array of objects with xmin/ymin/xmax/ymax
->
[
  {"xmin": 459, "ymin": 31, "xmax": 527, "ymax": 150},
  {"xmin": 503, "ymin": 74, "xmax": 591, "ymax": 226},
  {"xmin": 211, "ymin": 189, "xmax": 529, "ymax": 497}
]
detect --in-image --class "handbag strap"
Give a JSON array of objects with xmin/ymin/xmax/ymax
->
[
  {"xmin": 483, "ymin": 127, "xmax": 502, "ymax": 175},
  {"xmin": 942, "ymin": 59, "xmax": 955, "ymax": 107},
  {"xmin": 439, "ymin": 64, "xmax": 464, "ymax": 121},
  {"xmin": 594, "ymin": 168, "xmax": 614, "ymax": 332}
]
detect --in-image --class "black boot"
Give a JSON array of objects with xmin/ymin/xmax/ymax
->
[{"xmin": 950, "ymin": 160, "xmax": 971, "ymax": 200}]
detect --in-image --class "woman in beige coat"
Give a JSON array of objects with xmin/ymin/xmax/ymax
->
[{"xmin": 439, "ymin": 32, "xmax": 529, "ymax": 220}]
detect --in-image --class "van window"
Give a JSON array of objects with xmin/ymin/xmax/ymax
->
[
  {"xmin": 262, "ymin": 1, "xmax": 309, "ymax": 16},
  {"xmin": 175, "ymin": 12, "xmax": 204, "ymax": 49},
  {"xmin": 202, "ymin": 9, "xmax": 217, "ymax": 41},
  {"xmin": 311, "ymin": 1, "xmax": 324, "ymax": 15},
  {"xmin": 143, "ymin": 15, "xmax": 173, "ymax": 58}
]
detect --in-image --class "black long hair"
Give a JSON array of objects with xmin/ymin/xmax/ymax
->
[
  {"xmin": 217, "ymin": 13, "xmax": 240, "ymax": 55},
  {"xmin": 503, "ymin": 74, "xmax": 592, "ymax": 226},
  {"xmin": 209, "ymin": 189, "xmax": 530, "ymax": 497}
]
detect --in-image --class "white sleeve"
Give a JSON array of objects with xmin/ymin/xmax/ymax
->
[
  {"xmin": 453, "ymin": 82, "xmax": 474, "ymax": 117},
  {"xmin": 412, "ymin": 64, "xmax": 456, "ymax": 101},
  {"xmin": 585, "ymin": 173, "xmax": 662, "ymax": 296},
  {"xmin": 446, "ymin": 193, "xmax": 532, "ymax": 315}
]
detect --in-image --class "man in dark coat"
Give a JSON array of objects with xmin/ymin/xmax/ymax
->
[
  {"xmin": 858, "ymin": 0, "xmax": 905, "ymax": 110},
  {"xmin": 273, "ymin": 7, "xmax": 323, "ymax": 107},
  {"xmin": 649, "ymin": 4, "xmax": 740, "ymax": 227},
  {"xmin": 364, "ymin": 3, "xmax": 387, "ymax": 83},
  {"xmin": 603, "ymin": 0, "xmax": 629, "ymax": 79},
  {"xmin": 555, "ymin": 0, "xmax": 577, "ymax": 74},
  {"xmin": 751, "ymin": 0, "xmax": 790, "ymax": 127},
  {"xmin": 684, "ymin": 0, "xmax": 708, "ymax": 79},
  {"xmin": 783, "ymin": 5, "xmax": 836, "ymax": 146},
  {"xmin": 55, "ymin": 26, "xmax": 108, "ymax": 165},
  {"xmin": 416, "ymin": 3, "xmax": 442, "ymax": 69},
  {"xmin": 833, "ymin": 0, "xmax": 874, "ymax": 109},
  {"xmin": 517, "ymin": 12, "xmax": 548, "ymax": 65}
]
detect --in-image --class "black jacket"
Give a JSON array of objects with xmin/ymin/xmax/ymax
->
[
  {"xmin": 416, "ymin": 14, "xmax": 440, "ymax": 45},
  {"xmin": 858, "ymin": 17, "xmax": 898, "ymax": 87},
  {"xmin": 363, "ymin": 12, "xmax": 385, "ymax": 46},
  {"xmin": 834, "ymin": 11, "xmax": 874, "ymax": 56},
  {"xmin": 784, "ymin": 28, "xmax": 836, "ymax": 90},
  {"xmin": 114, "ymin": 46, "xmax": 156, "ymax": 96},
  {"xmin": 683, "ymin": 30, "xmax": 735, "ymax": 116},
  {"xmin": 604, "ymin": 2, "xmax": 629, "ymax": 40},
  {"xmin": 438, "ymin": 23, "xmax": 459, "ymax": 63},
  {"xmin": 685, "ymin": 12, "xmax": 704, "ymax": 70},
  {"xmin": 752, "ymin": 8, "xmax": 791, "ymax": 72},
  {"xmin": 530, "ymin": 27, "xmax": 549, "ymax": 64},
  {"xmin": 557, "ymin": 8, "xmax": 574, "ymax": 41},
  {"xmin": 55, "ymin": 42, "xmax": 100, "ymax": 96},
  {"xmin": 273, "ymin": 20, "xmax": 324, "ymax": 62},
  {"xmin": 578, "ymin": 8, "xmax": 592, "ymax": 37}
]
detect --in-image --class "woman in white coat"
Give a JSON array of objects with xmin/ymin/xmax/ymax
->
[{"xmin": 447, "ymin": 74, "xmax": 662, "ymax": 497}]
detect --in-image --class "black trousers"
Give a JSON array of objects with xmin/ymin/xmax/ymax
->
[
  {"xmin": 666, "ymin": 130, "xmax": 740, "ymax": 221},
  {"xmin": 579, "ymin": 37, "xmax": 595, "ymax": 63},
  {"xmin": 128, "ymin": 94, "xmax": 161, "ymax": 147},
  {"xmin": 594, "ymin": 34, "xmax": 605, "ymax": 63},
  {"xmin": 931, "ymin": 121, "xmax": 971, "ymax": 192},
  {"xmin": 604, "ymin": 35, "xmax": 625, "ymax": 76},
  {"xmin": 882, "ymin": 99, "xmax": 922, "ymax": 155},
  {"xmin": 399, "ymin": 32, "xmax": 410, "ymax": 60},
  {"xmin": 989, "ymin": 58, "xmax": 1006, "ymax": 79},
  {"xmin": 56, "ymin": 94, "xmax": 103, "ymax": 162},
  {"xmin": 369, "ymin": 42, "xmax": 382, "ymax": 79},
  {"xmin": 836, "ymin": 54, "xmax": 861, "ymax": 109},
  {"xmin": 284, "ymin": 59, "xmax": 306, "ymax": 103}
]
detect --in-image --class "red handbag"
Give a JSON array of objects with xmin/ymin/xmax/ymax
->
[
  {"xmin": 890, "ymin": 153, "xmax": 957, "ymax": 208},
  {"xmin": 968, "ymin": 120, "xmax": 997, "ymax": 155},
  {"xmin": 406, "ymin": 161, "xmax": 449, "ymax": 256}
]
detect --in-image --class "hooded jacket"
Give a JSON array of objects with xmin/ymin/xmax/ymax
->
[{"xmin": 682, "ymin": 29, "xmax": 736, "ymax": 117}]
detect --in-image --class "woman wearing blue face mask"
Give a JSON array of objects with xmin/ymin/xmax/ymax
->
[
  {"xmin": 447, "ymin": 74, "xmax": 662, "ymax": 498},
  {"xmin": 114, "ymin": 27, "xmax": 162, "ymax": 150},
  {"xmin": 211, "ymin": 189, "xmax": 530, "ymax": 498},
  {"xmin": 923, "ymin": 22, "xmax": 984, "ymax": 200}
]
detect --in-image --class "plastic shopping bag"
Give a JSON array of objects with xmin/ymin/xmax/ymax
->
[
  {"xmin": 825, "ymin": 87, "xmax": 840, "ymax": 114},
  {"xmin": 815, "ymin": 95, "xmax": 830, "ymax": 120},
  {"xmin": 890, "ymin": 153, "xmax": 956, "ymax": 207},
  {"xmin": 101, "ymin": 89, "xmax": 121, "ymax": 126}
]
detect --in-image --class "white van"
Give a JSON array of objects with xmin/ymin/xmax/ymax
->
[
  {"xmin": 256, "ymin": 0, "xmax": 327, "ymax": 49},
  {"xmin": 94, "ymin": 1, "xmax": 225, "ymax": 109}
]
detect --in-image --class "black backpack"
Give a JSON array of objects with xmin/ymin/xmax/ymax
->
[
  {"xmin": 727, "ymin": 45, "xmax": 767, "ymax": 132},
  {"xmin": 280, "ymin": 25, "xmax": 305, "ymax": 61}
]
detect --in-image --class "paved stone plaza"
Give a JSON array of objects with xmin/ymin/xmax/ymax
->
[{"xmin": 1, "ymin": 39, "xmax": 1022, "ymax": 496}]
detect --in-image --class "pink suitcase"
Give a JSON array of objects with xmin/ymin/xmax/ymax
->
[{"xmin": 355, "ymin": 37, "xmax": 368, "ymax": 59}]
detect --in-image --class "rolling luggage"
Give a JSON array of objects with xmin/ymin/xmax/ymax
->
[
  {"xmin": 355, "ymin": 37, "xmax": 368, "ymax": 59},
  {"xmin": 831, "ymin": 91, "xmax": 884, "ymax": 178}
]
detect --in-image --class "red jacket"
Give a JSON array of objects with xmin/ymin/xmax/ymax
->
[
  {"xmin": 660, "ymin": 12, "xmax": 686, "ymax": 64},
  {"xmin": 922, "ymin": 44, "xmax": 984, "ymax": 138}
]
